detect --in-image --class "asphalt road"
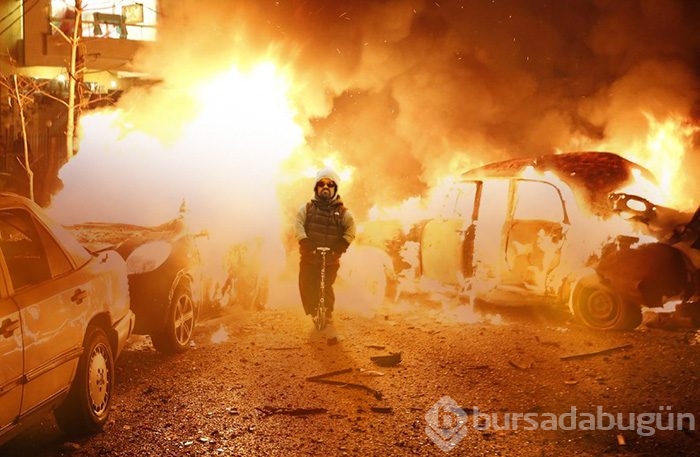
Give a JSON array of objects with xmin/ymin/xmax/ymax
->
[{"xmin": 2, "ymin": 296, "xmax": 699, "ymax": 456}]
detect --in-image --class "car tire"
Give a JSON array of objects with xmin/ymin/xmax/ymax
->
[
  {"xmin": 571, "ymin": 274, "xmax": 643, "ymax": 331},
  {"xmin": 54, "ymin": 326, "xmax": 114, "ymax": 436},
  {"xmin": 151, "ymin": 283, "xmax": 196, "ymax": 354},
  {"xmin": 678, "ymin": 302, "xmax": 700, "ymax": 328},
  {"xmin": 691, "ymin": 310, "xmax": 700, "ymax": 328}
]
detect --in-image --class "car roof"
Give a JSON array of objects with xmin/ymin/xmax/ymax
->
[{"xmin": 460, "ymin": 151, "xmax": 657, "ymax": 216}]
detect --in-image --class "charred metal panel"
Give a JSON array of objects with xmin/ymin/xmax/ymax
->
[{"xmin": 596, "ymin": 242, "xmax": 694, "ymax": 308}]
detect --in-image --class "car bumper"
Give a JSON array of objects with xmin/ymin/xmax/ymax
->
[{"xmin": 113, "ymin": 309, "xmax": 136, "ymax": 358}]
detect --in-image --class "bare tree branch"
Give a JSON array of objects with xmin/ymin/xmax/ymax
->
[
  {"xmin": 48, "ymin": 22, "xmax": 73, "ymax": 44},
  {"xmin": 11, "ymin": 74, "xmax": 35, "ymax": 201}
]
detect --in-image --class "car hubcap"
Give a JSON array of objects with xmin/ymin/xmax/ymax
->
[
  {"xmin": 174, "ymin": 293, "xmax": 194, "ymax": 345},
  {"xmin": 586, "ymin": 289, "xmax": 617, "ymax": 323},
  {"xmin": 88, "ymin": 343, "xmax": 110, "ymax": 415}
]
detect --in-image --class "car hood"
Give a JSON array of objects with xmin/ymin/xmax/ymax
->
[{"xmin": 65, "ymin": 218, "xmax": 187, "ymax": 259}]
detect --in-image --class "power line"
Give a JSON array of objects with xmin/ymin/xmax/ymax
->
[
  {"xmin": 0, "ymin": 0, "xmax": 42, "ymax": 39},
  {"xmin": 0, "ymin": 1, "xmax": 24, "ymax": 25}
]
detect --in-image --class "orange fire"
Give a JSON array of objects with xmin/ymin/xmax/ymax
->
[
  {"xmin": 47, "ymin": 61, "xmax": 304, "ymax": 295},
  {"xmin": 354, "ymin": 111, "xmax": 697, "ymax": 321},
  {"xmin": 630, "ymin": 114, "xmax": 698, "ymax": 210},
  {"xmin": 588, "ymin": 113, "xmax": 698, "ymax": 211},
  {"xmin": 44, "ymin": 49, "xmax": 699, "ymax": 319}
]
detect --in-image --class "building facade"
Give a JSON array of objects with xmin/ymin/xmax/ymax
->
[
  {"xmin": 3, "ymin": 0, "xmax": 158, "ymax": 91},
  {"xmin": 0, "ymin": 0, "xmax": 159, "ymax": 203}
]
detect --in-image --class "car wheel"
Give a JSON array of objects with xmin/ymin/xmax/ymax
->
[
  {"xmin": 151, "ymin": 283, "xmax": 196, "ymax": 354},
  {"xmin": 571, "ymin": 274, "xmax": 643, "ymax": 331},
  {"xmin": 677, "ymin": 301, "xmax": 700, "ymax": 327},
  {"xmin": 691, "ymin": 309, "xmax": 700, "ymax": 328},
  {"xmin": 54, "ymin": 326, "xmax": 114, "ymax": 436}
]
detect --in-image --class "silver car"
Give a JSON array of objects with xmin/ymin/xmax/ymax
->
[{"xmin": 0, "ymin": 193, "xmax": 135, "ymax": 445}]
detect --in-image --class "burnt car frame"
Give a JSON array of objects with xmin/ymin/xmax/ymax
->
[
  {"xmin": 581, "ymin": 192, "xmax": 700, "ymax": 329},
  {"xmin": 68, "ymin": 215, "xmax": 204, "ymax": 354},
  {"xmin": 0, "ymin": 193, "xmax": 135, "ymax": 445},
  {"xmin": 367, "ymin": 152, "xmax": 699, "ymax": 330}
]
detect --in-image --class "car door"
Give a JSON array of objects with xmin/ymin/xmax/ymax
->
[
  {"xmin": 501, "ymin": 179, "xmax": 569, "ymax": 293},
  {"xmin": 0, "ymin": 292, "xmax": 22, "ymax": 436},
  {"xmin": 420, "ymin": 181, "xmax": 480, "ymax": 285},
  {"xmin": 0, "ymin": 208, "xmax": 92, "ymax": 416}
]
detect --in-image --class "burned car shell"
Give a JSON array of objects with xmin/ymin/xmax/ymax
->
[
  {"xmin": 417, "ymin": 170, "xmax": 574, "ymax": 306},
  {"xmin": 0, "ymin": 193, "xmax": 134, "ymax": 446},
  {"xmin": 382, "ymin": 152, "xmax": 697, "ymax": 330},
  {"xmin": 580, "ymin": 193, "xmax": 700, "ymax": 328},
  {"xmin": 68, "ymin": 217, "xmax": 201, "ymax": 354}
]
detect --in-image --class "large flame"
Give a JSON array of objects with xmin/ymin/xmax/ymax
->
[
  {"xmin": 629, "ymin": 114, "xmax": 698, "ymax": 210},
  {"xmin": 43, "ymin": 26, "xmax": 698, "ymax": 320},
  {"xmin": 581, "ymin": 113, "xmax": 698, "ymax": 211},
  {"xmin": 48, "ymin": 61, "xmax": 304, "ymax": 287},
  {"xmin": 357, "ymin": 109, "xmax": 698, "ymax": 321}
]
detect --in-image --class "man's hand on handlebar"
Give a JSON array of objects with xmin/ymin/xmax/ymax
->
[
  {"xmin": 333, "ymin": 239, "xmax": 350, "ymax": 254},
  {"xmin": 299, "ymin": 239, "xmax": 345, "ymax": 256}
]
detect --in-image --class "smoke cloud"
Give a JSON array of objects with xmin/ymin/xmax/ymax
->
[
  {"xmin": 122, "ymin": 0, "xmax": 700, "ymax": 216},
  {"xmin": 49, "ymin": 1, "xmax": 700, "ymax": 298}
]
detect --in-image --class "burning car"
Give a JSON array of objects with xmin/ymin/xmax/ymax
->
[
  {"xmin": 67, "ymin": 211, "xmax": 205, "ymax": 354},
  {"xmin": 582, "ymin": 192, "xmax": 700, "ymax": 329},
  {"xmin": 0, "ymin": 193, "xmax": 135, "ymax": 445},
  {"xmin": 363, "ymin": 151, "xmax": 699, "ymax": 330}
]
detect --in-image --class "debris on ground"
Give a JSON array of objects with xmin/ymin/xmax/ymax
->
[
  {"xmin": 560, "ymin": 343, "xmax": 633, "ymax": 361},
  {"xmin": 307, "ymin": 377, "xmax": 383, "ymax": 400},
  {"xmin": 370, "ymin": 406, "xmax": 393, "ymax": 414},
  {"xmin": 256, "ymin": 406, "xmax": 328, "ymax": 417},
  {"xmin": 508, "ymin": 359, "xmax": 534, "ymax": 370},
  {"xmin": 369, "ymin": 352, "xmax": 402, "ymax": 367}
]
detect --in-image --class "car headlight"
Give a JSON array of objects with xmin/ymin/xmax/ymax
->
[{"xmin": 125, "ymin": 240, "xmax": 173, "ymax": 275}]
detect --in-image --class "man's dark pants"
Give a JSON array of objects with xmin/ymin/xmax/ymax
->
[{"xmin": 299, "ymin": 260, "xmax": 340, "ymax": 315}]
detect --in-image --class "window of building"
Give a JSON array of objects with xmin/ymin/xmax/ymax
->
[{"xmin": 50, "ymin": 1, "xmax": 158, "ymax": 41}]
